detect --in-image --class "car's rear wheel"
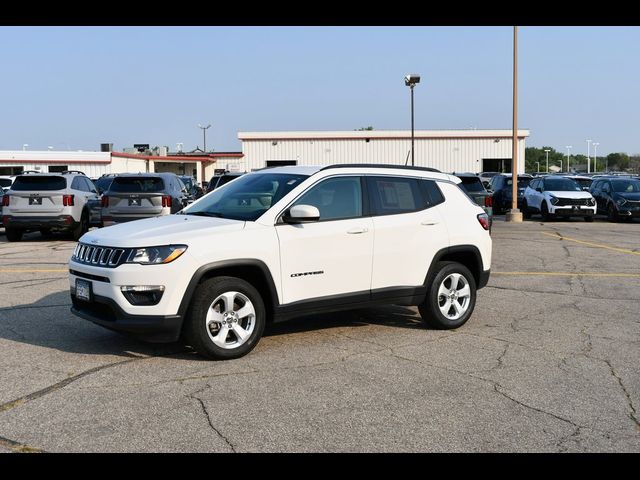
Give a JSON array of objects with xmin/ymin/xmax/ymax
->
[
  {"xmin": 183, "ymin": 276, "xmax": 266, "ymax": 360},
  {"xmin": 5, "ymin": 227, "xmax": 23, "ymax": 242},
  {"xmin": 72, "ymin": 210, "xmax": 89, "ymax": 241},
  {"xmin": 522, "ymin": 199, "xmax": 531, "ymax": 219},
  {"xmin": 541, "ymin": 202, "xmax": 553, "ymax": 221},
  {"xmin": 419, "ymin": 261, "xmax": 477, "ymax": 330}
]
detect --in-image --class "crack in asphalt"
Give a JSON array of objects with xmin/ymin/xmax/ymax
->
[
  {"xmin": 0, "ymin": 277, "xmax": 66, "ymax": 286},
  {"xmin": 603, "ymin": 360, "xmax": 640, "ymax": 431},
  {"xmin": 0, "ymin": 303, "xmax": 70, "ymax": 313},
  {"xmin": 187, "ymin": 389, "xmax": 237, "ymax": 453},
  {"xmin": 0, "ymin": 435, "xmax": 46, "ymax": 453},
  {"xmin": 486, "ymin": 285, "xmax": 640, "ymax": 302}
]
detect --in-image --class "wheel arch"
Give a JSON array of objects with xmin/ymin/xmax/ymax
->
[
  {"xmin": 178, "ymin": 259, "xmax": 280, "ymax": 324},
  {"xmin": 423, "ymin": 245, "xmax": 485, "ymax": 290}
]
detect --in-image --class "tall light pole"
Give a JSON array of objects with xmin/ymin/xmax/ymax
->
[
  {"xmin": 404, "ymin": 74, "xmax": 421, "ymax": 166},
  {"xmin": 198, "ymin": 124, "xmax": 211, "ymax": 153},
  {"xmin": 565, "ymin": 145, "xmax": 572, "ymax": 173},
  {"xmin": 536, "ymin": 161, "xmax": 540, "ymax": 173},
  {"xmin": 586, "ymin": 139, "xmax": 592, "ymax": 173},
  {"xmin": 506, "ymin": 26, "xmax": 522, "ymax": 222},
  {"xmin": 544, "ymin": 149, "xmax": 550, "ymax": 172},
  {"xmin": 593, "ymin": 142, "xmax": 599, "ymax": 172}
]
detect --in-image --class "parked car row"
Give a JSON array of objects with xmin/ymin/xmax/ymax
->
[
  {"xmin": 1, "ymin": 171, "xmax": 199, "ymax": 241},
  {"xmin": 478, "ymin": 171, "xmax": 640, "ymax": 222}
]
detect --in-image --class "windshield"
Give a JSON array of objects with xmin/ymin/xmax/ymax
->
[
  {"xmin": 544, "ymin": 178, "xmax": 581, "ymax": 192},
  {"xmin": 458, "ymin": 177, "xmax": 487, "ymax": 193},
  {"xmin": 109, "ymin": 177, "xmax": 165, "ymax": 193},
  {"xmin": 184, "ymin": 172, "xmax": 308, "ymax": 221},
  {"xmin": 572, "ymin": 178, "xmax": 592, "ymax": 189},
  {"xmin": 505, "ymin": 177, "xmax": 532, "ymax": 188},
  {"xmin": 612, "ymin": 180, "xmax": 640, "ymax": 193}
]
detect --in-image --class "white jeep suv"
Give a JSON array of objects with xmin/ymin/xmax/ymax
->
[
  {"xmin": 3, "ymin": 171, "xmax": 101, "ymax": 241},
  {"xmin": 523, "ymin": 175, "xmax": 596, "ymax": 222},
  {"xmin": 69, "ymin": 165, "xmax": 492, "ymax": 360}
]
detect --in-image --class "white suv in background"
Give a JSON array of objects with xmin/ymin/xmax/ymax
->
[
  {"xmin": 2, "ymin": 171, "xmax": 101, "ymax": 241},
  {"xmin": 523, "ymin": 175, "xmax": 596, "ymax": 222},
  {"xmin": 69, "ymin": 164, "xmax": 492, "ymax": 360}
]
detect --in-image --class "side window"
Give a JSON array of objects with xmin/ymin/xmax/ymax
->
[
  {"xmin": 70, "ymin": 177, "xmax": 83, "ymax": 191},
  {"xmin": 292, "ymin": 176, "xmax": 362, "ymax": 221},
  {"xmin": 531, "ymin": 179, "xmax": 539, "ymax": 190},
  {"xmin": 602, "ymin": 182, "xmax": 611, "ymax": 194},
  {"xmin": 366, "ymin": 176, "xmax": 425, "ymax": 216},
  {"xmin": 420, "ymin": 179, "xmax": 445, "ymax": 207}
]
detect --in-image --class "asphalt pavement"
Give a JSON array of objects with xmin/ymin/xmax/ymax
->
[{"xmin": 0, "ymin": 217, "xmax": 639, "ymax": 452}]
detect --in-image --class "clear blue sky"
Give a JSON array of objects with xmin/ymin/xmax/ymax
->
[{"xmin": 0, "ymin": 26, "xmax": 637, "ymax": 156}]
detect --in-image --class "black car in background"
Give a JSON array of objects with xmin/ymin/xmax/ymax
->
[
  {"xmin": 207, "ymin": 172, "xmax": 245, "ymax": 193},
  {"xmin": 179, "ymin": 175, "xmax": 204, "ymax": 200},
  {"xmin": 488, "ymin": 173, "xmax": 533, "ymax": 215},
  {"xmin": 91, "ymin": 174, "xmax": 117, "ymax": 195},
  {"xmin": 590, "ymin": 177, "xmax": 640, "ymax": 222}
]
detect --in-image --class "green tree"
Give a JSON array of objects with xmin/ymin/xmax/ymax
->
[{"xmin": 605, "ymin": 152, "xmax": 630, "ymax": 171}]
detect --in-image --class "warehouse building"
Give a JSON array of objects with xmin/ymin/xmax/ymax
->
[
  {"xmin": 0, "ymin": 150, "xmax": 244, "ymax": 186},
  {"xmin": 233, "ymin": 129, "xmax": 530, "ymax": 174}
]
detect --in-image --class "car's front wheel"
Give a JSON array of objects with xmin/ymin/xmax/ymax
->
[
  {"xmin": 419, "ymin": 261, "xmax": 477, "ymax": 330},
  {"xmin": 183, "ymin": 276, "xmax": 266, "ymax": 360}
]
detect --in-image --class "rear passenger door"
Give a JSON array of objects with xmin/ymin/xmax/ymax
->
[{"xmin": 366, "ymin": 175, "xmax": 449, "ymax": 293}]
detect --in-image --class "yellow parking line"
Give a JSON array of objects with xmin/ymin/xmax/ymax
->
[
  {"xmin": 494, "ymin": 272, "xmax": 640, "ymax": 278},
  {"xmin": 0, "ymin": 269, "xmax": 67, "ymax": 273},
  {"xmin": 541, "ymin": 231, "xmax": 640, "ymax": 256}
]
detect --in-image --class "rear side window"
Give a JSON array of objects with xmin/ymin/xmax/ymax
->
[
  {"xmin": 109, "ymin": 177, "xmax": 165, "ymax": 193},
  {"xmin": 421, "ymin": 180, "xmax": 445, "ymax": 206},
  {"xmin": 367, "ymin": 176, "xmax": 426, "ymax": 216},
  {"xmin": 12, "ymin": 176, "xmax": 67, "ymax": 191}
]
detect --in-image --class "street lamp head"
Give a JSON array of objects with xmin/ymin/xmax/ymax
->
[{"xmin": 404, "ymin": 74, "xmax": 421, "ymax": 86}]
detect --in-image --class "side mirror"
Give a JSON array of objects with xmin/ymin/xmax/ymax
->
[{"xmin": 283, "ymin": 204, "xmax": 320, "ymax": 223}]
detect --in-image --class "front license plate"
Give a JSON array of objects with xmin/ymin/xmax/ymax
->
[{"xmin": 75, "ymin": 279, "xmax": 92, "ymax": 301}]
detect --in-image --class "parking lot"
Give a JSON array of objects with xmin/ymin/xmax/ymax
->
[{"xmin": 0, "ymin": 216, "xmax": 639, "ymax": 453}]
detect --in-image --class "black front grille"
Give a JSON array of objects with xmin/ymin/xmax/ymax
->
[
  {"xmin": 72, "ymin": 243, "xmax": 130, "ymax": 268},
  {"xmin": 555, "ymin": 198, "xmax": 592, "ymax": 207}
]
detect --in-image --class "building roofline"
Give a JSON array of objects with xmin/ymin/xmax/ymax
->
[{"xmin": 238, "ymin": 129, "xmax": 530, "ymax": 141}]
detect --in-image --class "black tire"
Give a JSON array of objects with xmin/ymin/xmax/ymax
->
[
  {"xmin": 72, "ymin": 210, "xmax": 89, "ymax": 241},
  {"xmin": 493, "ymin": 198, "xmax": 502, "ymax": 215},
  {"xmin": 607, "ymin": 203, "xmax": 619, "ymax": 223},
  {"xmin": 5, "ymin": 227, "xmax": 23, "ymax": 242},
  {"xmin": 584, "ymin": 215, "xmax": 594, "ymax": 222},
  {"xmin": 419, "ymin": 261, "xmax": 477, "ymax": 330},
  {"xmin": 183, "ymin": 276, "xmax": 266, "ymax": 360},
  {"xmin": 522, "ymin": 200, "xmax": 531, "ymax": 219},
  {"xmin": 541, "ymin": 202, "xmax": 553, "ymax": 221}
]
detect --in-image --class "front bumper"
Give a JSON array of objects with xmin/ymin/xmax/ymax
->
[
  {"xmin": 549, "ymin": 205, "xmax": 596, "ymax": 216},
  {"xmin": 478, "ymin": 269, "xmax": 491, "ymax": 289},
  {"xmin": 70, "ymin": 293, "xmax": 182, "ymax": 342},
  {"xmin": 616, "ymin": 205, "xmax": 640, "ymax": 217},
  {"xmin": 2, "ymin": 215, "xmax": 77, "ymax": 230}
]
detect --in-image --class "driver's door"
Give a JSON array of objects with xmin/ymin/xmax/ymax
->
[{"xmin": 275, "ymin": 175, "xmax": 374, "ymax": 305}]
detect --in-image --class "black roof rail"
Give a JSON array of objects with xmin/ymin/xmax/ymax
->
[
  {"xmin": 319, "ymin": 164, "xmax": 441, "ymax": 173},
  {"xmin": 61, "ymin": 170, "xmax": 86, "ymax": 175}
]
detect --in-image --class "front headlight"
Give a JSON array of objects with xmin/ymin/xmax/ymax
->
[
  {"xmin": 126, "ymin": 245, "xmax": 187, "ymax": 265},
  {"xmin": 616, "ymin": 198, "xmax": 627, "ymax": 206},
  {"xmin": 549, "ymin": 195, "xmax": 559, "ymax": 205},
  {"xmin": 588, "ymin": 198, "xmax": 596, "ymax": 206}
]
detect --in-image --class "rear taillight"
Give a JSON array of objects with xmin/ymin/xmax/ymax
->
[
  {"xmin": 477, "ymin": 213, "xmax": 491, "ymax": 231},
  {"xmin": 1, "ymin": 195, "xmax": 9, "ymax": 207},
  {"xmin": 101, "ymin": 196, "xmax": 109, "ymax": 207},
  {"xmin": 162, "ymin": 195, "xmax": 172, "ymax": 208},
  {"xmin": 484, "ymin": 196, "xmax": 493, "ymax": 207},
  {"xmin": 63, "ymin": 194, "xmax": 74, "ymax": 206}
]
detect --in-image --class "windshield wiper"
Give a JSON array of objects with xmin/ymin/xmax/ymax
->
[{"xmin": 183, "ymin": 211, "xmax": 225, "ymax": 218}]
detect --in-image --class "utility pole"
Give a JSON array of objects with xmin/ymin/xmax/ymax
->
[
  {"xmin": 506, "ymin": 26, "xmax": 523, "ymax": 222},
  {"xmin": 198, "ymin": 124, "xmax": 211, "ymax": 153}
]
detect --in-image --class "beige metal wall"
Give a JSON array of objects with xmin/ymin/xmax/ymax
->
[{"xmin": 240, "ymin": 134, "xmax": 527, "ymax": 174}]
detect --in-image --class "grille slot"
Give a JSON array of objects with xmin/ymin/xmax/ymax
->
[{"xmin": 72, "ymin": 243, "xmax": 129, "ymax": 268}]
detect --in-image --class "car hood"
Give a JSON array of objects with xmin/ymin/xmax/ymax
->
[
  {"xmin": 79, "ymin": 214, "xmax": 245, "ymax": 247},
  {"xmin": 546, "ymin": 190, "xmax": 593, "ymax": 199},
  {"xmin": 617, "ymin": 192, "xmax": 640, "ymax": 201}
]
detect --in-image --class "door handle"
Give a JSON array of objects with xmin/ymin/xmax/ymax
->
[
  {"xmin": 347, "ymin": 227, "xmax": 368, "ymax": 234},
  {"xmin": 420, "ymin": 221, "xmax": 439, "ymax": 226}
]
